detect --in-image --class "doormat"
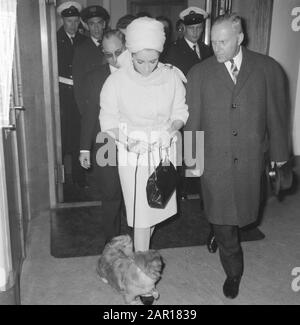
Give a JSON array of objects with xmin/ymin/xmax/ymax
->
[{"xmin": 50, "ymin": 200, "xmax": 265, "ymax": 258}]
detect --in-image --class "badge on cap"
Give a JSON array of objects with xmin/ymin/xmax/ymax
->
[
  {"xmin": 57, "ymin": 1, "xmax": 82, "ymax": 17},
  {"xmin": 80, "ymin": 5, "xmax": 110, "ymax": 22},
  {"xmin": 179, "ymin": 6, "xmax": 208, "ymax": 25}
]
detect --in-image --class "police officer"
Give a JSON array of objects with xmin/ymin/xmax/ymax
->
[
  {"xmin": 72, "ymin": 5, "xmax": 110, "ymax": 114},
  {"xmin": 57, "ymin": 1, "xmax": 87, "ymax": 187},
  {"xmin": 164, "ymin": 7, "xmax": 213, "ymax": 76}
]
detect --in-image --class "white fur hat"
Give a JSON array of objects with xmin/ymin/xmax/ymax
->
[{"xmin": 126, "ymin": 17, "xmax": 166, "ymax": 53}]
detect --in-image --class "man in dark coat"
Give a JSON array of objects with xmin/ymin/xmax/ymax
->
[
  {"xmin": 56, "ymin": 1, "xmax": 87, "ymax": 186},
  {"xmin": 73, "ymin": 5, "xmax": 110, "ymax": 114},
  {"xmin": 164, "ymin": 7, "xmax": 213, "ymax": 75},
  {"xmin": 79, "ymin": 30, "xmax": 126, "ymax": 247},
  {"xmin": 184, "ymin": 13, "xmax": 290, "ymax": 299}
]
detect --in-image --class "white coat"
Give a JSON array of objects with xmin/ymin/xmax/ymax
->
[{"xmin": 100, "ymin": 63, "xmax": 188, "ymax": 228}]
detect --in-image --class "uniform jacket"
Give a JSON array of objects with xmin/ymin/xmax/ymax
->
[
  {"xmin": 57, "ymin": 26, "xmax": 87, "ymax": 79},
  {"xmin": 184, "ymin": 47, "xmax": 290, "ymax": 227},
  {"xmin": 73, "ymin": 37, "xmax": 106, "ymax": 114},
  {"xmin": 80, "ymin": 64, "xmax": 111, "ymax": 151},
  {"xmin": 164, "ymin": 38, "xmax": 213, "ymax": 75},
  {"xmin": 56, "ymin": 27, "xmax": 86, "ymax": 154}
]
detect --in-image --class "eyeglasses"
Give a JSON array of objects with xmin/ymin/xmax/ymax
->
[{"xmin": 102, "ymin": 48, "xmax": 124, "ymax": 59}]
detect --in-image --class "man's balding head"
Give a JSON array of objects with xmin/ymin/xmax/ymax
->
[
  {"xmin": 211, "ymin": 13, "xmax": 244, "ymax": 63},
  {"xmin": 102, "ymin": 30, "xmax": 126, "ymax": 68}
]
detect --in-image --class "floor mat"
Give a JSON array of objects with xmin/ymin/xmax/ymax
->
[{"xmin": 50, "ymin": 199, "xmax": 265, "ymax": 258}]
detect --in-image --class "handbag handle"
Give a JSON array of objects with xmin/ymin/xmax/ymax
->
[
  {"xmin": 148, "ymin": 146, "xmax": 172, "ymax": 181},
  {"xmin": 148, "ymin": 145, "xmax": 163, "ymax": 181},
  {"xmin": 151, "ymin": 149, "xmax": 158, "ymax": 181}
]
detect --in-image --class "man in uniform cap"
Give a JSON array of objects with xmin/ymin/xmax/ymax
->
[
  {"xmin": 73, "ymin": 5, "xmax": 110, "ymax": 115},
  {"xmin": 164, "ymin": 6, "xmax": 212, "ymax": 75},
  {"xmin": 163, "ymin": 7, "xmax": 213, "ymax": 207},
  {"xmin": 56, "ymin": 1, "xmax": 87, "ymax": 188}
]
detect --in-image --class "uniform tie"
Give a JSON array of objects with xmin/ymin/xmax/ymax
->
[
  {"xmin": 193, "ymin": 44, "xmax": 200, "ymax": 59},
  {"xmin": 230, "ymin": 59, "xmax": 239, "ymax": 84}
]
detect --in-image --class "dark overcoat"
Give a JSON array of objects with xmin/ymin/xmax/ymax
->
[
  {"xmin": 73, "ymin": 37, "xmax": 106, "ymax": 114},
  {"xmin": 80, "ymin": 63, "xmax": 110, "ymax": 151},
  {"xmin": 184, "ymin": 47, "xmax": 290, "ymax": 227},
  {"xmin": 79, "ymin": 64, "xmax": 122, "ymax": 231},
  {"xmin": 56, "ymin": 27, "xmax": 87, "ymax": 154},
  {"xmin": 164, "ymin": 38, "xmax": 213, "ymax": 75}
]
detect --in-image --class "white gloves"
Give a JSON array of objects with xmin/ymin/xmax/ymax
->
[
  {"xmin": 126, "ymin": 130, "xmax": 177, "ymax": 154},
  {"xmin": 126, "ymin": 138, "xmax": 149, "ymax": 154},
  {"xmin": 158, "ymin": 130, "xmax": 177, "ymax": 149},
  {"xmin": 158, "ymin": 130, "xmax": 172, "ymax": 149}
]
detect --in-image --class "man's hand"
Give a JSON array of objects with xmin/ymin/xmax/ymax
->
[
  {"xmin": 271, "ymin": 161, "xmax": 288, "ymax": 168},
  {"xmin": 79, "ymin": 151, "xmax": 91, "ymax": 169}
]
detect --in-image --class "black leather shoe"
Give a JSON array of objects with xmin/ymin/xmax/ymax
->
[
  {"xmin": 206, "ymin": 231, "xmax": 218, "ymax": 253},
  {"xmin": 223, "ymin": 277, "xmax": 241, "ymax": 299},
  {"xmin": 140, "ymin": 295, "xmax": 155, "ymax": 305}
]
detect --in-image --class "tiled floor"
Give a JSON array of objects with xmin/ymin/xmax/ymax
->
[{"xmin": 20, "ymin": 179, "xmax": 300, "ymax": 305}]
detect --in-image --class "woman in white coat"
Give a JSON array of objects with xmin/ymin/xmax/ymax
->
[{"xmin": 99, "ymin": 17, "xmax": 189, "ymax": 253}]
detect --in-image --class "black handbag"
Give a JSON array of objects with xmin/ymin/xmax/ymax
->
[{"xmin": 146, "ymin": 150, "xmax": 177, "ymax": 209}]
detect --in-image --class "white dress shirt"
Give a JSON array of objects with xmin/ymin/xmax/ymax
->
[
  {"xmin": 224, "ymin": 47, "xmax": 243, "ymax": 82},
  {"xmin": 184, "ymin": 38, "xmax": 200, "ymax": 59}
]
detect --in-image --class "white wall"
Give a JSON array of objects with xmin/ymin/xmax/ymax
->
[
  {"xmin": 110, "ymin": 0, "xmax": 127, "ymax": 28},
  {"xmin": 294, "ymin": 61, "xmax": 300, "ymax": 155},
  {"xmin": 188, "ymin": 0, "xmax": 206, "ymax": 8},
  {"xmin": 269, "ymin": 0, "xmax": 300, "ymax": 155}
]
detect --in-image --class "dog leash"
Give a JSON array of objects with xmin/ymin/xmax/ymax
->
[{"xmin": 132, "ymin": 153, "xmax": 140, "ymax": 252}]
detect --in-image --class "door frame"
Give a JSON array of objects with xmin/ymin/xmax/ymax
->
[{"xmin": 39, "ymin": 0, "xmax": 101, "ymax": 208}]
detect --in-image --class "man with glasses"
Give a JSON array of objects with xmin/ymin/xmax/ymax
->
[{"xmin": 79, "ymin": 30, "xmax": 126, "ymax": 249}]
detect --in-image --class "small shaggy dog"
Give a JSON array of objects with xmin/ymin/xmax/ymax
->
[{"xmin": 97, "ymin": 235, "xmax": 163, "ymax": 304}]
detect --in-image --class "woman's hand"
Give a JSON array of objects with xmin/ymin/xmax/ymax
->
[
  {"xmin": 126, "ymin": 138, "xmax": 150, "ymax": 154},
  {"xmin": 158, "ymin": 130, "xmax": 172, "ymax": 149},
  {"xmin": 158, "ymin": 129, "xmax": 178, "ymax": 149}
]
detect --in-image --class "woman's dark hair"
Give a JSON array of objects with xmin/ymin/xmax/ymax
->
[
  {"xmin": 136, "ymin": 11, "xmax": 152, "ymax": 18},
  {"xmin": 116, "ymin": 14, "xmax": 136, "ymax": 30}
]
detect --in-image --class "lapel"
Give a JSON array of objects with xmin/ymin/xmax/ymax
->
[
  {"xmin": 212, "ymin": 56, "xmax": 235, "ymax": 92},
  {"xmin": 233, "ymin": 47, "xmax": 255, "ymax": 97},
  {"xmin": 212, "ymin": 47, "xmax": 255, "ymax": 95},
  {"xmin": 58, "ymin": 28, "xmax": 72, "ymax": 47},
  {"xmin": 180, "ymin": 38, "xmax": 199, "ymax": 61}
]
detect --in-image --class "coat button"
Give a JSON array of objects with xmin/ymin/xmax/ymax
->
[{"xmin": 232, "ymin": 130, "xmax": 238, "ymax": 136}]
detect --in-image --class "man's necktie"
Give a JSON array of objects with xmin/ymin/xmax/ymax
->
[
  {"xmin": 193, "ymin": 44, "xmax": 200, "ymax": 59},
  {"xmin": 230, "ymin": 59, "xmax": 239, "ymax": 84}
]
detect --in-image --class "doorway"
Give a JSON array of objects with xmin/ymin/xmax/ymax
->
[
  {"xmin": 40, "ymin": 0, "xmax": 100, "ymax": 206},
  {"xmin": 127, "ymin": 0, "xmax": 188, "ymax": 41}
]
